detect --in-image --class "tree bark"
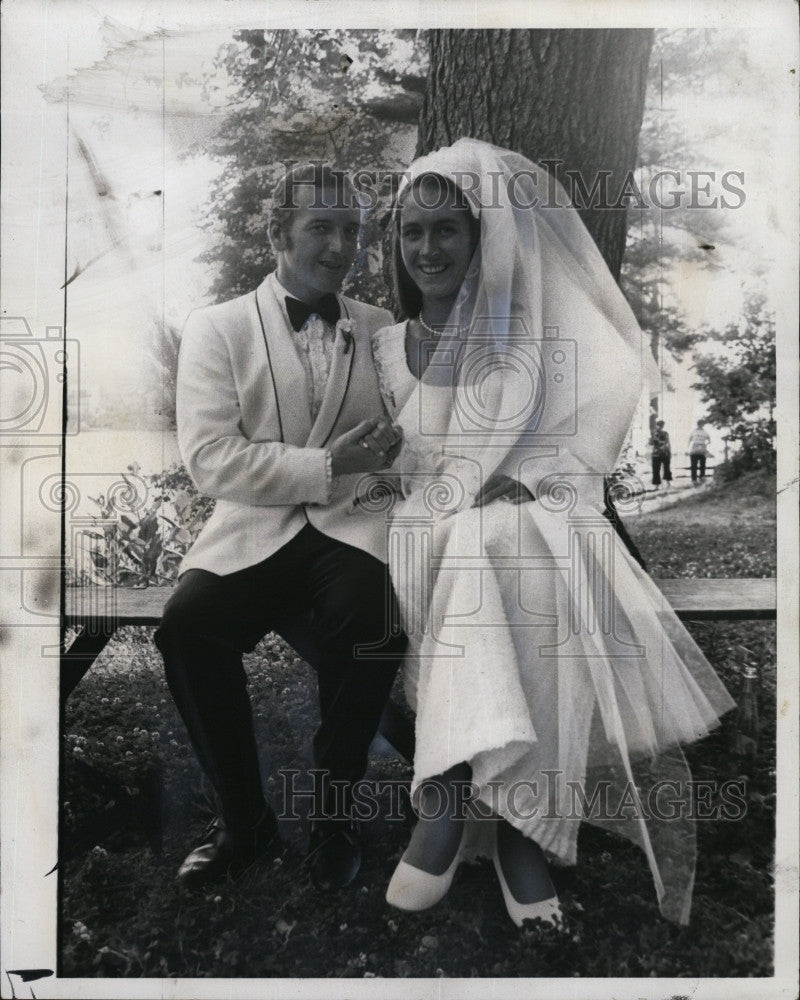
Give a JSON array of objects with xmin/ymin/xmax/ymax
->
[{"xmin": 416, "ymin": 30, "xmax": 653, "ymax": 279}]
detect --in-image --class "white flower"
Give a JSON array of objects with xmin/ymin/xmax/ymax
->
[
  {"xmin": 336, "ymin": 318, "xmax": 355, "ymax": 353},
  {"xmin": 72, "ymin": 920, "xmax": 92, "ymax": 941}
]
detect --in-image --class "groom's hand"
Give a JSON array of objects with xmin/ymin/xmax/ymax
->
[
  {"xmin": 330, "ymin": 419, "xmax": 403, "ymax": 476},
  {"xmin": 359, "ymin": 419, "xmax": 403, "ymax": 463},
  {"xmin": 472, "ymin": 474, "xmax": 534, "ymax": 508}
]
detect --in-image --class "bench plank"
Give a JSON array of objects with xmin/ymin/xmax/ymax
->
[
  {"xmin": 655, "ymin": 578, "xmax": 776, "ymax": 620},
  {"xmin": 64, "ymin": 577, "xmax": 777, "ymax": 628},
  {"xmin": 62, "ymin": 577, "xmax": 776, "ymax": 763}
]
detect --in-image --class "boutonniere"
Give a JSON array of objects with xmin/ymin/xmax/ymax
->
[{"xmin": 336, "ymin": 318, "xmax": 354, "ymax": 354}]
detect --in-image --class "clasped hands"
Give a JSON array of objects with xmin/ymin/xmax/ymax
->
[
  {"xmin": 330, "ymin": 419, "xmax": 532, "ymax": 509},
  {"xmin": 330, "ymin": 417, "xmax": 404, "ymax": 476}
]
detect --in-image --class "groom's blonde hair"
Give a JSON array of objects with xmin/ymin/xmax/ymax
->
[{"xmin": 269, "ymin": 163, "xmax": 358, "ymax": 245}]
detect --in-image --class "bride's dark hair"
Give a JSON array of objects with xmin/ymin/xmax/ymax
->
[{"xmin": 392, "ymin": 172, "xmax": 481, "ymax": 319}]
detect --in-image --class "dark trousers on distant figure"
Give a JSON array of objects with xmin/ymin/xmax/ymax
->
[
  {"xmin": 155, "ymin": 524, "xmax": 406, "ymax": 831},
  {"xmin": 690, "ymin": 453, "xmax": 707, "ymax": 482},
  {"xmin": 652, "ymin": 455, "xmax": 672, "ymax": 486}
]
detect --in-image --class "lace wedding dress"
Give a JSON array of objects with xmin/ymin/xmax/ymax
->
[{"xmin": 371, "ymin": 320, "xmax": 735, "ymax": 925}]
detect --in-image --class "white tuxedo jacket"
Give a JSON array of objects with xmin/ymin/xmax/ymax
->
[{"xmin": 177, "ymin": 273, "xmax": 394, "ymax": 576}]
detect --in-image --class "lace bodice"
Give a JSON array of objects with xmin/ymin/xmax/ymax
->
[
  {"xmin": 371, "ymin": 322, "xmax": 417, "ymax": 419},
  {"xmin": 371, "ymin": 322, "xmax": 442, "ymax": 480},
  {"xmin": 370, "ymin": 322, "xmax": 501, "ymax": 498}
]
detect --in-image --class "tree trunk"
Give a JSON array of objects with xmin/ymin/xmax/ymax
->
[{"xmin": 416, "ymin": 29, "xmax": 653, "ymax": 279}]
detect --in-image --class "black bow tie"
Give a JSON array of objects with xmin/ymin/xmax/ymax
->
[{"xmin": 285, "ymin": 293, "xmax": 340, "ymax": 332}]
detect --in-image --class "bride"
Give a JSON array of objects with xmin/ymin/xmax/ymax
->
[{"xmin": 367, "ymin": 138, "xmax": 735, "ymax": 927}]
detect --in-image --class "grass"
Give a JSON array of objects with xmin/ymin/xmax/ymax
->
[{"xmin": 59, "ymin": 472, "xmax": 777, "ymax": 979}]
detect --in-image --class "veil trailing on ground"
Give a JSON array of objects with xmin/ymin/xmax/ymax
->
[
  {"xmin": 390, "ymin": 137, "xmax": 661, "ymax": 502},
  {"xmin": 382, "ymin": 139, "xmax": 734, "ymax": 926}
]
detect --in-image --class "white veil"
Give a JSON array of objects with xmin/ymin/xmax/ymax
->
[{"xmin": 391, "ymin": 137, "xmax": 661, "ymax": 501}]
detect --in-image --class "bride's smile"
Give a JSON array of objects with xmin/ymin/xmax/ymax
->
[{"xmin": 399, "ymin": 177, "xmax": 476, "ymax": 314}]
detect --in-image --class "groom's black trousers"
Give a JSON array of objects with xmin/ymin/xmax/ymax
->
[{"xmin": 155, "ymin": 524, "xmax": 406, "ymax": 830}]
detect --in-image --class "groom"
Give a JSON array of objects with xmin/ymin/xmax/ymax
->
[{"xmin": 155, "ymin": 163, "xmax": 406, "ymax": 891}]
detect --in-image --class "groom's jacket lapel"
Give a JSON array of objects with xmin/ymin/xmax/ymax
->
[
  {"xmin": 306, "ymin": 294, "xmax": 355, "ymax": 449},
  {"xmin": 254, "ymin": 276, "xmax": 312, "ymax": 447}
]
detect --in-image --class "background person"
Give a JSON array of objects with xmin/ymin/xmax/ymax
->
[
  {"xmin": 687, "ymin": 419, "xmax": 712, "ymax": 483},
  {"xmin": 650, "ymin": 419, "xmax": 673, "ymax": 488}
]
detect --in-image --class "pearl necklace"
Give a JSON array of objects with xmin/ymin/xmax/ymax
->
[{"xmin": 417, "ymin": 315, "xmax": 463, "ymax": 337}]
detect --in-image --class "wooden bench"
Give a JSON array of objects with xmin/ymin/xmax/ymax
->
[{"xmin": 62, "ymin": 578, "xmax": 776, "ymax": 764}]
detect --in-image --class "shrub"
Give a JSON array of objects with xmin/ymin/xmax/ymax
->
[
  {"xmin": 692, "ymin": 294, "xmax": 776, "ymax": 481},
  {"xmin": 80, "ymin": 464, "xmax": 214, "ymax": 588}
]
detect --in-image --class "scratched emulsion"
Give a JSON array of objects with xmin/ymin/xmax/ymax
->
[
  {"xmin": 42, "ymin": 21, "xmax": 228, "ymax": 436},
  {"xmin": 40, "ymin": 21, "xmax": 420, "ymax": 440}
]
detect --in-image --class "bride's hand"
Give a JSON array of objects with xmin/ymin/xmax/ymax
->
[
  {"xmin": 472, "ymin": 474, "xmax": 534, "ymax": 508},
  {"xmin": 330, "ymin": 419, "xmax": 404, "ymax": 476},
  {"xmin": 359, "ymin": 418, "xmax": 403, "ymax": 466}
]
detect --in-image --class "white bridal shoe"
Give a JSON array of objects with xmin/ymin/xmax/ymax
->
[
  {"xmin": 492, "ymin": 833, "xmax": 563, "ymax": 929},
  {"xmin": 385, "ymin": 829, "xmax": 465, "ymax": 912}
]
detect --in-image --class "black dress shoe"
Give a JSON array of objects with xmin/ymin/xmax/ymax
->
[
  {"xmin": 177, "ymin": 809, "xmax": 279, "ymax": 888},
  {"xmin": 309, "ymin": 819, "xmax": 362, "ymax": 890}
]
